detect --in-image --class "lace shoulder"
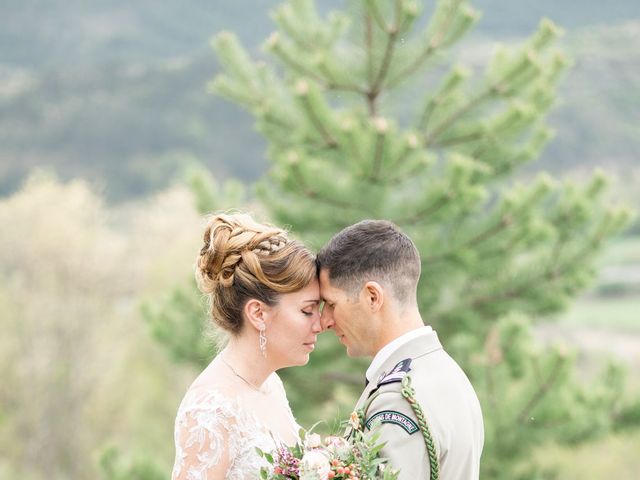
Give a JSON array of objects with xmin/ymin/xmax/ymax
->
[
  {"xmin": 272, "ymin": 373, "xmax": 300, "ymax": 432},
  {"xmin": 171, "ymin": 387, "xmax": 277, "ymax": 480}
]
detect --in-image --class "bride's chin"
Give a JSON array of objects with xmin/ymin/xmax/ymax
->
[
  {"xmin": 278, "ymin": 354, "xmax": 311, "ymax": 369},
  {"xmin": 295, "ymin": 353, "xmax": 312, "ymax": 366}
]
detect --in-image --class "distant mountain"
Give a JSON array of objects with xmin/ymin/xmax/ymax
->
[
  {"xmin": 541, "ymin": 21, "xmax": 640, "ymax": 171},
  {"xmin": 0, "ymin": 2, "xmax": 638, "ymax": 200},
  {"xmin": 1, "ymin": 0, "xmax": 638, "ymax": 70}
]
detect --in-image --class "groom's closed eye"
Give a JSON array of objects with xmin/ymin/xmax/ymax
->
[{"xmin": 321, "ymin": 301, "xmax": 335, "ymax": 312}]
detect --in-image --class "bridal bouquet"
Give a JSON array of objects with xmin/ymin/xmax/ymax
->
[{"xmin": 257, "ymin": 416, "xmax": 399, "ymax": 480}]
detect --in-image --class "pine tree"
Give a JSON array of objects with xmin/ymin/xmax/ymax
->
[{"xmin": 143, "ymin": 1, "xmax": 638, "ymax": 479}]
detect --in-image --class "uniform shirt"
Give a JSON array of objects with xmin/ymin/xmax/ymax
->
[
  {"xmin": 366, "ymin": 326, "xmax": 433, "ymax": 384},
  {"xmin": 356, "ymin": 327, "xmax": 484, "ymax": 480}
]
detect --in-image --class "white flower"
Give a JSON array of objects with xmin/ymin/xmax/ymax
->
[
  {"xmin": 325, "ymin": 436, "xmax": 351, "ymax": 459},
  {"xmin": 305, "ymin": 432, "xmax": 323, "ymax": 449},
  {"xmin": 300, "ymin": 450, "xmax": 331, "ymax": 480}
]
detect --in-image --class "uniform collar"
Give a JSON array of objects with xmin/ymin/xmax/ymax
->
[{"xmin": 365, "ymin": 325, "xmax": 434, "ymax": 383}]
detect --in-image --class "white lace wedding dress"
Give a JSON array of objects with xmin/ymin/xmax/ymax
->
[{"xmin": 171, "ymin": 357, "xmax": 300, "ymax": 480}]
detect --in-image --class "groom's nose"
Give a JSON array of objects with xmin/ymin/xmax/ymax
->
[{"xmin": 320, "ymin": 308, "xmax": 334, "ymax": 331}]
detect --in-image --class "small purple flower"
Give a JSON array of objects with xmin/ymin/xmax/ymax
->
[{"xmin": 275, "ymin": 445, "xmax": 300, "ymax": 477}]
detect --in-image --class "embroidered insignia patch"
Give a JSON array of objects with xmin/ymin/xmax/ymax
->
[
  {"xmin": 377, "ymin": 358, "xmax": 412, "ymax": 386},
  {"xmin": 366, "ymin": 410, "xmax": 419, "ymax": 434}
]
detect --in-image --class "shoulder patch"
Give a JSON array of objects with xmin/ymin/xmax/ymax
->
[
  {"xmin": 377, "ymin": 358, "xmax": 412, "ymax": 387},
  {"xmin": 366, "ymin": 410, "xmax": 419, "ymax": 434}
]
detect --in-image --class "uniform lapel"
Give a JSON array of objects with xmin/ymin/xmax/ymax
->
[
  {"xmin": 355, "ymin": 380, "xmax": 378, "ymax": 409},
  {"xmin": 356, "ymin": 329, "xmax": 443, "ymax": 409}
]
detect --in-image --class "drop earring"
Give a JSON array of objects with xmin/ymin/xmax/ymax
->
[{"xmin": 259, "ymin": 322, "xmax": 267, "ymax": 358}]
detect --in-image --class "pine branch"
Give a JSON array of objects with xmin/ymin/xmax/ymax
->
[
  {"xmin": 366, "ymin": 0, "xmax": 390, "ymax": 32},
  {"xmin": 297, "ymin": 85, "xmax": 339, "ymax": 148},
  {"xmin": 370, "ymin": 127, "xmax": 385, "ymax": 182},
  {"xmin": 386, "ymin": 0, "xmax": 463, "ymax": 89},
  {"xmin": 270, "ymin": 37, "xmax": 364, "ymax": 94},
  {"xmin": 317, "ymin": 62, "xmax": 368, "ymax": 94},
  {"xmin": 387, "ymin": 162, "xmax": 426, "ymax": 186},
  {"xmin": 483, "ymin": 327, "xmax": 501, "ymax": 415},
  {"xmin": 471, "ymin": 142, "xmax": 528, "ymax": 177},
  {"xmin": 271, "ymin": 40, "xmax": 328, "ymax": 83},
  {"xmin": 400, "ymin": 191, "xmax": 452, "ymax": 225},
  {"xmin": 516, "ymin": 354, "xmax": 566, "ymax": 424},
  {"xmin": 273, "ymin": 8, "xmax": 316, "ymax": 51},
  {"xmin": 424, "ymin": 89, "xmax": 496, "ymax": 146},
  {"xmin": 370, "ymin": 29, "xmax": 399, "ymax": 96},
  {"xmin": 289, "ymin": 163, "xmax": 361, "ymax": 211},
  {"xmin": 423, "ymin": 213, "xmax": 513, "ymax": 264},
  {"xmin": 424, "ymin": 58, "xmax": 542, "ymax": 146},
  {"xmin": 261, "ymin": 110, "xmax": 297, "ymax": 131},
  {"xmin": 484, "ymin": 362, "xmax": 499, "ymax": 416},
  {"xmin": 430, "ymin": 129, "xmax": 485, "ymax": 148},
  {"xmin": 342, "ymin": 129, "xmax": 365, "ymax": 165},
  {"xmin": 419, "ymin": 99, "xmax": 438, "ymax": 132},
  {"xmin": 385, "ymin": 137, "xmax": 422, "ymax": 182},
  {"xmin": 430, "ymin": 209, "xmax": 612, "ymax": 325},
  {"xmin": 369, "ymin": 1, "xmax": 403, "ymax": 97},
  {"xmin": 365, "ymin": 14, "xmax": 375, "ymax": 88},
  {"xmin": 467, "ymin": 239, "xmax": 598, "ymax": 311}
]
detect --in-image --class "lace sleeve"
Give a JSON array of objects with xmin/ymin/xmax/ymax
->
[{"xmin": 171, "ymin": 391, "xmax": 238, "ymax": 480}]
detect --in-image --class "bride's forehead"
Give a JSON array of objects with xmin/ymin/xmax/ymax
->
[{"xmin": 280, "ymin": 284, "xmax": 320, "ymax": 303}]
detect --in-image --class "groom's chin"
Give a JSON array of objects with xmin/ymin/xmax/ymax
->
[{"xmin": 345, "ymin": 346, "xmax": 361, "ymax": 358}]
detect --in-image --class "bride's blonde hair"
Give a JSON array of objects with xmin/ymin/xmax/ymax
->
[{"xmin": 196, "ymin": 212, "xmax": 316, "ymax": 335}]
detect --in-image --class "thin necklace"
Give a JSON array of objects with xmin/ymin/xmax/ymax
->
[{"xmin": 220, "ymin": 354, "xmax": 269, "ymax": 394}]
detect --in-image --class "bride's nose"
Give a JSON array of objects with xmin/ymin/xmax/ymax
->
[{"xmin": 311, "ymin": 311, "xmax": 322, "ymax": 333}]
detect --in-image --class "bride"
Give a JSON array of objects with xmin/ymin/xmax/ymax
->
[{"xmin": 171, "ymin": 213, "xmax": 321, "ymax": 480}]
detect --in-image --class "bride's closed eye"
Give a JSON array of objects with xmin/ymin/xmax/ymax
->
[{"xmin": 301, "ymin": 305, "xmax": 319, "ymax": 316}]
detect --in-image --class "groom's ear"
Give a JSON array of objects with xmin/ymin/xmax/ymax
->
[
  {"xmin": 362, "ymin": 281, "xmax": 384, "ymax": 313},
  {"xmin": 243, "ymin": 298, "xmax": 270, "ymax": 330}
]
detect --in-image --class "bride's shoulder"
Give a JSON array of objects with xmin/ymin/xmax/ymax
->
[
  {"xmin": 177, "ymin": 366, "xmax": 239, "ymax": 416},
  {"xmin": 270, "ymin": 371, "xmax": 287, "ymax": 394},
  {"xmin": 175, "ymin": 385, "xmax": 237, "ymax": 423}
]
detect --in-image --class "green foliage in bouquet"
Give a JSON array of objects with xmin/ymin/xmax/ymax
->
[{"xmin": 256, "ymin": 428, "xmax": 399, "ymax": 479}]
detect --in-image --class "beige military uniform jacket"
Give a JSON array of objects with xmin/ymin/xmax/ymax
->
[{"xmin": 352, "ymin": 328, "xmax": 484, "ymax": 480}]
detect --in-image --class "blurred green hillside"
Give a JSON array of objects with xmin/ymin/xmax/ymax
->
[{"xmin": 0, "ymin": 1, "xmax": 638, "ymax": 200}]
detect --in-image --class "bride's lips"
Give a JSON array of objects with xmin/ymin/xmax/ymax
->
[{"xmin": 303, "ymin": 341, "xmax": 316, "ymax": 351}]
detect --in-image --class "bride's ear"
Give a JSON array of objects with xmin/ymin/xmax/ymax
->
[{"xmin": 243, "ymin": 298, "xmax": 270, "ymax": 331}]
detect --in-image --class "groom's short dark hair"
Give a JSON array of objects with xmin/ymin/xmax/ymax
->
[{"xmin": 317, "ymin": 220, "xmax": 421, "ymax": 304}]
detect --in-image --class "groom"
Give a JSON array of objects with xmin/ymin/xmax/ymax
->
[{"xmin": 317, "ymin": 220, "xmax": 484, "ymax": 480}]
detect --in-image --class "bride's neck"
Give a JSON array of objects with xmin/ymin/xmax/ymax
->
[{"xmin": 222, "ymin": 335, "xmax": 275, "ymax": 388}]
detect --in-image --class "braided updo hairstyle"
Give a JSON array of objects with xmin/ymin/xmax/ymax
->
[{"xmin": 195, "ymin": 213, "xmax": 316, "ymax": 335}]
